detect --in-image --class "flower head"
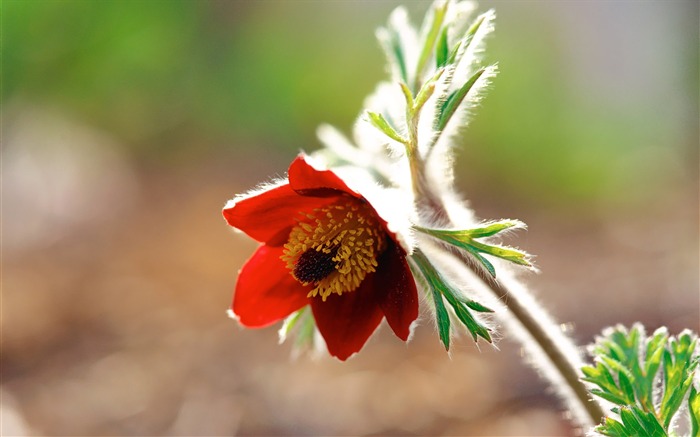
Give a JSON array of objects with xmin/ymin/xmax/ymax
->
[{"xmin": 223, "ymin": 154, "xmax": 419, "ymax": 360}]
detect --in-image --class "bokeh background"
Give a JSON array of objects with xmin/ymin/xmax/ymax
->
[{"xmin": 3, "ymin": 1, "xmax": 698, "ymax": 435}]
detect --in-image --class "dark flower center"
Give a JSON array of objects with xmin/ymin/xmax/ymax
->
[
  {"xmin": 293, "ymin": 247, "xmax": 338, "ymax": 283},
  {"xmin": 281, "ymin": 197, "xmax": 386, "ymax": 300}
]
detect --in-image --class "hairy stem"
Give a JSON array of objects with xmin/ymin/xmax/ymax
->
[{"xmin": 413, "ymin": 169, "xmax": 606, "ymax": 429}]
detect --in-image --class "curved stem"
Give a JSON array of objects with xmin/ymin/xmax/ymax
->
[
  {"xmin": 413, "ymin": 169, "xmax": 606, "ymax": 428},
  {"xmin": 456, "ymin": 245, "xmax": 606, "ymax": 426}
]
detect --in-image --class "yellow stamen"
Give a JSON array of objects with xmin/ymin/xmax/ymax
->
[{"xmin": 281, "ymin": 196, "xmax": 386, "ymax": 301}]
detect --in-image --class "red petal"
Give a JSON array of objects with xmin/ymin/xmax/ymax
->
[
  {"xmin": 232, "ymin": 245, "xmax": 310, "ymax": 327},
  {"xmin": 223, "ymin": 183, "xmax": 329, "ymax": 244},
  {"xmin": 311, "ymin": 279, "xmax": 384, "ymax": 361},
  {"xmin": 374, "ymin": 241, "xmax": 419, "ymax": 341},
  {"xmin": 288, "ymin": 155, "xmax": 361, "ymax": 198}
]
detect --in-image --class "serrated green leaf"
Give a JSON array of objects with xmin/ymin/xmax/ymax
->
[
  {"xmin": 366, "ymin": 111, "xmax": 407, "ymax": 145},
  {"xmin": 584, "ymin": 325, "xmax": 698, "ymax": 436},
  {"xmin": 436, "ymin": 67, "xmax": 485, "ymax": 132}
]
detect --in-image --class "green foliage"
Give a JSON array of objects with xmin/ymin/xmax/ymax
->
[
  {"xmin": 416, "ymin": 220, "xmax": 532, "ymax": 278},
  {"xmin": 435, "ymin": 68, "xmax": 486, "ymax": 133},
  {"xmin": 410, "ymin": 249, "xmax": 492, "ymax": 349},
  {"xmin": 582, "ymin": 325, "xmax": 699, "ymax": 436},
  {"xmin": 278, "ymin": 307, "xmax": 317, "ymax": 351},
  {"xmin": 366, "ymin": 111, "xmax": 408, "ymax": 145}
]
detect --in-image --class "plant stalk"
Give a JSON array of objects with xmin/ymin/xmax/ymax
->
[{"xmin": 412, "ymin": 158, "xmax": 606, "ymax": 428}]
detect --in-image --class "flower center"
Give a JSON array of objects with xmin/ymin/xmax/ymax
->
[{"xmin": 281, "ymin": 196, "xmax": 386, "ymax": 301}]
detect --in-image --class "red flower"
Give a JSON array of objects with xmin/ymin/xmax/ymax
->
[{"xmin": 223, "ymin": 154, "xmax": 419, "ymax": 360}]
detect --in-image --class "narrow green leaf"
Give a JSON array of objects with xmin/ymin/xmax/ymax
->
[
  {"xmin": 441, "ymin": 287, "xmax": 491, "ymax": 342},
  {"xmin": 461, "ymin": 298, "xmax": 494, "ymax": 313},
  {"xmin": 436, "ymin": 67, "xmax": 485, "ymax": 132},
  {"xmin": 278, "ymin": 308, "xmax": 305, "ymax": 344},
  {"xmin": 590, "ymin": 388, "xmax": 628, "ymax": 406},
  {"xmin": 597, "ymin": 417, "xmax": 627, "ymax": 437},
  {"xmin": 617, "ymin": 370, "xmax": 636, "ymax": 404},
  {"xmin": 411, "ymin": 249, "xmax": 492, "ymax": 344},
  {"xmin": 366, "ymin": 111, "xmax": 408, "ymax": 145},
  {"xmin": 581, "ymin": 365, "xmax": 598, "ymax": 379},
  {"xmin": 689, "ymin": 385, "xmax": 700, "ymax": 437},
  {"xmin": 414, "ymin": 0, "xmax": 448, "ymax": 88},
  {"xmin": 413, "ymin": 68, "xmax": 444, "ymax": 113},
  {"xmin": 293, "ymin": 307, "xmax": 316, "ymax": 349},
  {"xmin": 463, "ymin": 244, "xmax": 496, "ymax": 277},
  {"xmin": 447, "ymin": 12, "xmax": 486, "ymax": 65},
  {"xmin": 391, "ymin": 30, "xmax": 408, "ymax": 84},
  {"xmin": 467, "ymin": 240, "xmax": 532, "ymax": 267},
  {"xmin": 415, "ymin": 224, "xmax": 532, "ymax": 277},
  {"xmin": 418, "ymin": 220, "xmax": 523, "ymax": 240},
  {"xmin": 619, "ymin": 407, "xmax": 647, "ymax": 436},
  {"xmin": 463, "ymin": 220, "xmax": 524, "ymax": 238},
  {"xmin": 436, "ymin": 26, "xmax": 449, "ymax": 68},
  {"xmin": 399, "ymin": 82, "xmax": 414, "ymax": 109},
  {"xmin": 431, "ymin": 287, "xmax": 451, "ymax": 350}
]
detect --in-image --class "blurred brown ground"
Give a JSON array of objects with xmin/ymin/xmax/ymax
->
[{"xmin": 2, "ymin": 121, "xmax": 697, "ymax": 435}]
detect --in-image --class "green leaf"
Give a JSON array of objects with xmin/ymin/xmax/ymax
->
[
  {"xmin": 411, "ymin": 249, "xmax": 492, "ymax": 344},
  {"xmin": 294, "ymin": 308, "xmax": 316, "ymax": 349},
  {"xmin": 590, "ymin": 388, "xmax": 627, "ymax": 406},
  {"xmin": 278, "ymin": 308, "xmax": 305, "ymax": 344},
  {"xmin": 415, "ymin": 222, "xmax": 532, "ymax": 278},
  {"xmin": 467, "ymin": 239, "xmax": 531, "ymax": 267},
  {"xmin": 413, "ymin": 68, "xmax": 444, "ymax": 113},
  {"xmin": 366, "ymin": 111, "xmax": 408, "ymax": 145},
  {"xmin": 391, "ymin": 29, "xmax": 408, "ymax": 84},
  {"xmin": 436, "ymin": 67, "xmax": 485, "ymax": 132},
  {"xmin": 414, "ymin": 0, "xmax": 448, "ymax": 89},
  {"xmin": 460, "ymin": 297, "xmax": 494, "ymax": 313},
  {"xmin": 440, "ymin": 284, "xmax": 491, "ymax": 342},
  {"xmin": 689, "ymin": 385, "xmax": 700, "ymax": 437},
  {"xmin": 584, "ymin": 325, "xmax": 698, "ymax": 436},
  {"xmin": 617, "ymin": 370, "xmax": 636, "ymax": 405},
  {"xmin": 447, "ymin": 11, "xmax": 488, "ymax": 65},
  {"xmin": 596, "ymin": 417, "xmax": 627, "ymax": 436},
  {"xmin": 462, "ymin": 220, "xmax": 525, "ymax": 238},
  {"xmin": 399, "ymin": 82, "xmax": 415, "ymax": 110},
  {"xmin": 431, "ymin": 286, "xmax": 451, "ymax": 350},
  {"xmin": 619, "ymin": 407, "xmax": 646, "ymax": 435},
  {"xmin": 436, "ymin": 26, "xmax": 449, "ymax": 68},
  {"xmin": 463, "ymin": 244, "xmax": 497, "ymax": 278}
]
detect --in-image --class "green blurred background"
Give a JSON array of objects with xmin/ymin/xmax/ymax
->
[{"xmin": 3, "ymin": 1, "xmax": 698, "ymax": 436}]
